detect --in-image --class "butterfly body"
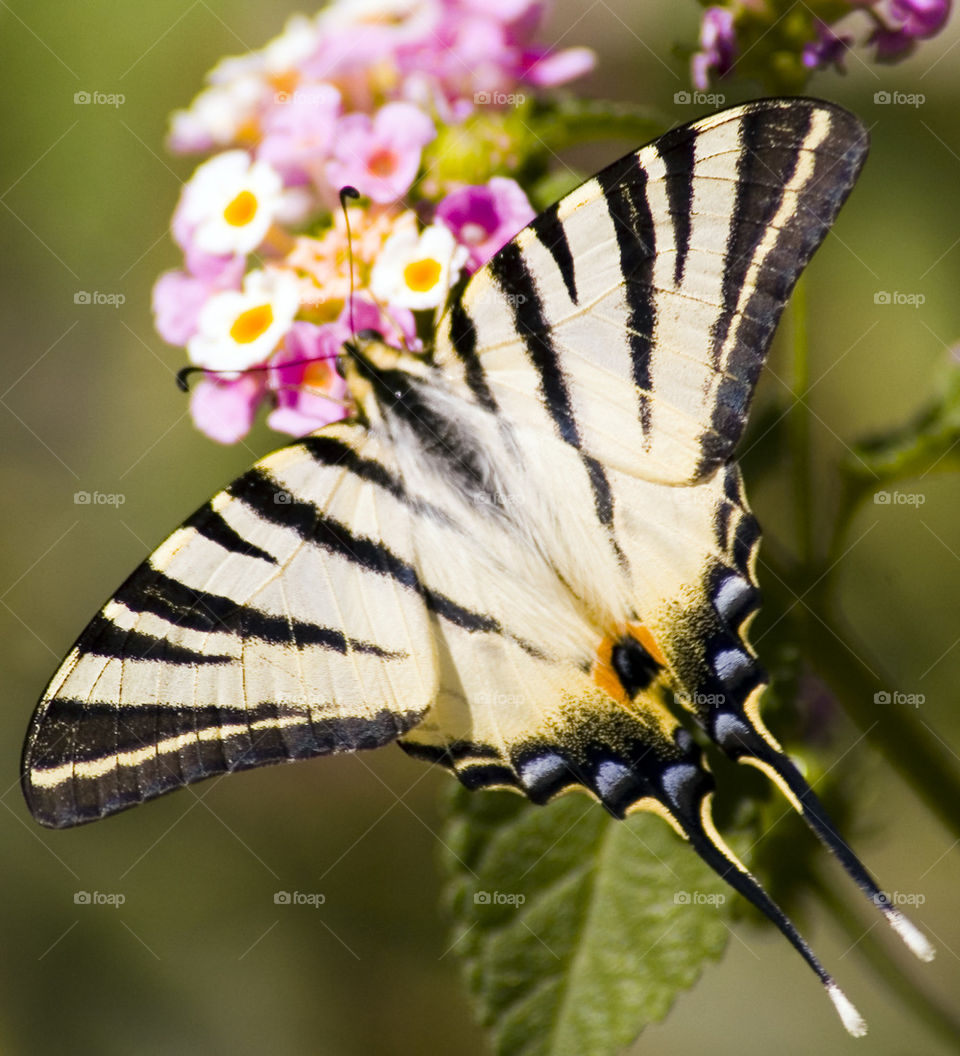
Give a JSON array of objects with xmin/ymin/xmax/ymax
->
[{"xmin": 23, "ymin": 98, "xmax": 934, "ymax": 1034}]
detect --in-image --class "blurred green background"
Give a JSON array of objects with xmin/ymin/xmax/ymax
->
[{"xmin": 1, "ymin": 2, "xmax": 958, "ymax": 1054}]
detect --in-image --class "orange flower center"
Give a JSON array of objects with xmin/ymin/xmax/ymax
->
[
  {"xmin": 230, "ymin": 303, "xmax": 274, "ymax": 344},
  {"xmin": 223, "ymin": 190, "xmax": 258, "ymax": 227},
  {"xmin": 367, "ymin": 148, "xmax": 398, "ymax": 178},
  {"xmin": 303, "ymin": 360, "xmax": 332, "ymax": 392},
  {"xmin": 403, "ymin": 258, "xmax": 441, "ymax": 292}
]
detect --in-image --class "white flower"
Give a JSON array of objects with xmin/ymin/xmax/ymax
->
[
  {"xmin": 262, "ymin": 14, "xmax": 321, "ymax": 73},
  {"xmin": 370, "ymin": 217, "xmax": 468, "ymax": 310},
  {"xmin": 188, "ymin": 268, "xmax": 301, "ymax": 372},
  {"xmin": 182, "ymin": 151, "xmax": 285, "ymax": 256},
  {"xmin": 168, "ymin": 76, "xmax": 264, "ymax": 150}
]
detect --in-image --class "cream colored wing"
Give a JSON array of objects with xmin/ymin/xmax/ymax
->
[
  {"xmin": 22, "ymin": 422, "xmax": 440, "ymax": 828},
  {"xmin": 433, "ymin": 97, "xmax": 868, "ymax": 487}
]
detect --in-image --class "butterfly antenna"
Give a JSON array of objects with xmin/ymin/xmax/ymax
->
[
  {"xmin": 721, "ymin": 692, "xmax": 935, "ymax": 964},
  {"xmin": 659, "ymin": 786, "xmax": 867, "ymax": 1037},
  {"xmin": 339, "ymin": 185, "xmax": 360, "ymax": 339},
  {"xmin": 176, "ymin": 355, "xmax": 341, "ymax": 394}
]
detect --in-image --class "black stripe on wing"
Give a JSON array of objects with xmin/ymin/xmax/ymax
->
[
  {"xmin": 230, "ymin": 468, "xmax": 503, "ymax": 636},
  {"xmin": 594, "ymin": 153, "xmax": 656, "ymax": 435},
  {"xmin": 654, "ymin": 126, "xmax": 696, "ymax": 287},
  {"xmin": 77, "ymin": 614, "xmax": 232, "ymax": 665},
  {"xmin": 488, "ymin": 241, "xmax": 579, "ymax": 447},
  {"xmin": 183, "ymin": 504, "xmax": 277, "ymax": 564},
  {"xmin": 698, "ymin": 101, "xmax": 868, "ymax": 475},
  {"xmin": 445, "ymin": 298, "xmax": 500, "ymax": 412},
  {"xmin": 110, "ymin": 565, "xmax": 400, "ymax": 657},
  {"xmin": 486, "ymin": 244, "xmax": 620, "ymax": 541},
  {"xmin": 24, "ymin": 696, "xmax": 423, "ymax": 828},
  {"xmin": 530, "ymin": 199, "xmax": 578, "ymax": 304}
]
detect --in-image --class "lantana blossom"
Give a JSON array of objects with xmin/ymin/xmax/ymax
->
[
  {"xmin": 326, "ymin": 103, "xmax": 436, "ymax": 204},
  {"xmin": 188, "ymin": 268, "xmax": 302, "ymax": 372},
  {"xmin": 436, "ymin": 176, "xmax": 535, "ymax": 271},
  {"xmin": 176, "ymin": 151, "xmax": 288, "ymax": 257},
  {"xmin": 371, "ymin": 217, "xmax": 468, "ymax": 309},
  {"xmin": 266, "ymin": 321, "xmax": 350, "ymax": 436},
  {"xmin": 154, "ymin": 0, "xmax": 595, "ymax": 444},
  {"xmin": 692, "ymin": 0, "xmax": 951, "ymax": 84}
]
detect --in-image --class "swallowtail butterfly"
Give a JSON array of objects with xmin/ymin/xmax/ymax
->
[{"xmin": 23, "ymin": 98, "xmax": 933, "ymax": 1035}]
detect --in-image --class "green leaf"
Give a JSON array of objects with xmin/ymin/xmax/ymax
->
[
  {"xmin": 847, "ymin": 362, "xmax": 960, "ymax": 482},
  {"xmin": 525, "ymin": 98, "xmax": 664, "ymax": 153},
  {"xmin": 440, "ymin": 786, "xmax": 732, "ymax": 1056}
]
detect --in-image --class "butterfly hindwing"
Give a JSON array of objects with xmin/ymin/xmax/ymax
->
[{"xmin": 22, "ymin": 423, "xmax": 440, "ymax": 828}]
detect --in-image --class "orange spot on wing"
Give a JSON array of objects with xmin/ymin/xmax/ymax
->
[
  {"xmin": 629, "ymin": 622, "xmax": 666, "ymax": 666},
  {"xmin": 591, "ymin": 635, "xmax": 627, "ymax": 703}
]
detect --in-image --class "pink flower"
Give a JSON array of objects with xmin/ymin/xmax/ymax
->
[
  {"xmin": 691, "ymin": 7, "xmax": 737, "ymax": 90},
  {"xmin": 326, "ymin": 102, "xmax": 436, "ymax": 204},
  {"xmin": 258, "ymin": 83, "xmax": 342, "ymax": 186},
  {"xmin": 871, "ymin": 23, "xmax": 917, "ymax": 60},
  {"xmin": 190, "ymin": 372, "xmax": 266, "ymax": 444},
  {"xmin": 520, "ymin": 46, "xmax": 595, "ymax": 86},
  {"xmin": 339, "ymin": 295, "xmax": 419, "ymax": 351},
  {"xmin": 436, "ymin": 177, "xmax": 535, "ymax": 271},
  {"xmin": 152, "ymin": 256, "xmax": 244, "ymax": 347},
  {"xmin": 267, "ymin": 322, "xmax": 349, "ymax": 436},
  {"xmin": 889, "ymin": 0, "xmax": 950, "ymax": 37},
  {"xmin": 803, "ymin": 20, "xmax": 853, "ymax": 70}
]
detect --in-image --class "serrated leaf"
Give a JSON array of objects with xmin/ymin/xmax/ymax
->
[{"xmin": 440, "ymin": 786, "xmax": 732, "ymax": 1056}]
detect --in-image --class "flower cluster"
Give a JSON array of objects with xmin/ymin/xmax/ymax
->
[
  {"xmin": 153, "ymin": 0, "xmax": 593, "ymax": 444},
  {"xmin": 691, "ymin": 0, "xmax": 951, "ymax": 90}
]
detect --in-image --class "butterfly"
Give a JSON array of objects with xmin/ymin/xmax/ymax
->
[{"xmin": 22, "ymin": 97, "xmax": 933, "ymax": 1035}]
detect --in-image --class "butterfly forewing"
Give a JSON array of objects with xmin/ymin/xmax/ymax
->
[
  {"xmin": 23, "ymin": 423, "xmax": 439, "ymax": 828},
  {"xmin": 434, "ymin": 97, "xmax": 868, "ymax": 485}
]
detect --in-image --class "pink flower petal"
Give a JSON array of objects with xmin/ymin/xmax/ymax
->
[
  {"xmin": 152, "ymin": 271, "xmax": 211, "ymax": 346},
  {"xmin": 436, "ymin": 176, "xmax": 535, "ymax": 270},
  {"xmin": 190, "ymin": 374, "xmax": 265, "ymax": 444},
  {"xmin": 326, "ymin": 103, "xmax": 435, "ymax": 204},
  {"xmin": 522, "ymin": 46, "xmax": 595, "ymax": 86}
]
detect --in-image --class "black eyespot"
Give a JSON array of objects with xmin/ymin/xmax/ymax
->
[{"xmin": 611, "ymin": 637, "xmax": 660, "ymax": 698}]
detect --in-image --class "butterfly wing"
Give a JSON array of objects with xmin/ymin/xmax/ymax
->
[
  {"xmin": 434, "ymin": 97, "xmax": 867, "ymax": 485},
  {"xmin": 428, "ymin": 97, "xmax": 868, "ymax": 772},
  {"xmin": 22, "ymin": 422, "xmax": 441, "ymax": 828},
  {"xmin": 425, "ymin": 97, "xmax": 930, "ymax": 980}
]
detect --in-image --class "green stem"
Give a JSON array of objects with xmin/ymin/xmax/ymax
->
[
  {"xmin": 761, "ymin": 567, "xmax": 960, "ymax": 841},
  {"xmin": 528, "ymin": 99, "xmax": 664, "ymax": 152}
]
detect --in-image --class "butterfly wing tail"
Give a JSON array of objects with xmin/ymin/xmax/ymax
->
[{"xmin": 710, "ymin": 683, "xmax": 936, "ymax": 963}]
